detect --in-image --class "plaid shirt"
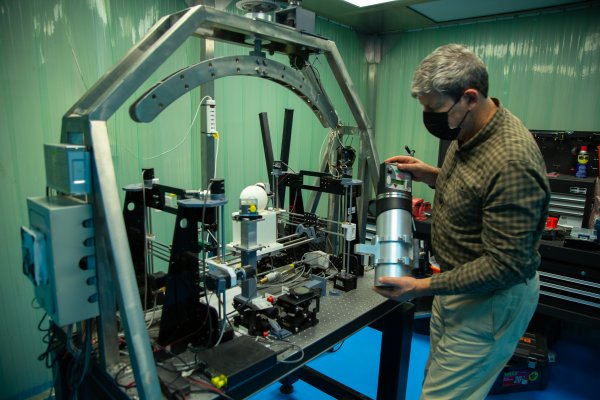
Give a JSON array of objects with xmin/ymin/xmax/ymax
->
[{"xmin": 430, "ymin": 100, "xmax": 550, "ymax": 294}]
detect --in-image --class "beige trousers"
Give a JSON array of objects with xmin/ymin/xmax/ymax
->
[{"xmin": 420, "ymin": 273, "xmax": 540, "ymax": 400}]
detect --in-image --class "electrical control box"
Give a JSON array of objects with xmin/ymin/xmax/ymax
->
[
  {"xmin": 22, "ymin": 196, "xmax": 99, "ymax": 326},
  {"xmin": 44, "ymin": 144, "xmax": 91, "ymax": 195}
]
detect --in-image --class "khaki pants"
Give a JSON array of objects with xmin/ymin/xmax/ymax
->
[{"xmin": 421, "ymin": 273, "xmax": 540, "ymax": 400}]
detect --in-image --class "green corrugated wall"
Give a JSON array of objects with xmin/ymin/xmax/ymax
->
[
  {"xmin": 0, "ymin": 1, "xmax": 598, "ymax": 398},
  {"xmin": 375, "ymin": 6, "xmax": 600, "ymax": 202},
  {"xmin": 0, "ymin": 1, "xmax": 365, "ymax": 398}
]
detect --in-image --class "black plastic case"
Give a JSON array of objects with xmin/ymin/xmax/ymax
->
[{"xmin": 489, "ymin": 332, "xmax": 549, "ymax": 395}]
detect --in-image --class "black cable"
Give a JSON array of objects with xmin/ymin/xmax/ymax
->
[
  {"xmin": 74, "ymin": 320, "xmax": 92, "ymax": 391},
  {"xmin": 67, "ymin": 322, "xmax": 89, "ymax": 399},
  {"xmin": 31, "ymin": 297, "xmax": 42, "ymax": 310},
  {"xmin": 37, "ymin": 312, "xmax": 49, "ymax": 332},
  {"xmin": 114, "ymin": 364, "xmax": 133, "ymax": 388},
  {"xmin": 159, "ymin": 308, "xmax": 211, "ymax": 350},
  {"xmin": 154, "ymin": 343, "xmax": 201, "ymax": 373},
  {"xmin": 157, "ymin": 368, "xmax": 188, "ymax": 398},
  {"xmin": 328, "ymin": 341, "xmax": 345, "ymax": 353},
  {"xmin": 36, "ymin": 313, "xmax": 59, "ymax": 369},
  {"xmin": 227, "ymin": 296, "xmax": 251, "ymax": 317},
  {"xmin": 309, "ymin": 56, "xmax": 323, "ymax": 88}
]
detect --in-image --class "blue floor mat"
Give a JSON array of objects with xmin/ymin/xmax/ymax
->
[
  {"xmin": 249, "ymin": 328, "xmax": 429, "ymax": 400},
  {"xmin": 249, "ymin": 326, "xmax": 598, "ymax": 400}
]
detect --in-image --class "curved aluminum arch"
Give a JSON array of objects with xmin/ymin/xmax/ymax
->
[{"xmin": 130, "ymin": 55, "xmax": 339, "ymax": 128}]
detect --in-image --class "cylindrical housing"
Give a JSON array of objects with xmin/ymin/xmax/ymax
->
[
  {"xmin": 373, "ymin": 162, "xmax": 413, "ymax": 287},
  {"xmin": 374, "ymin": 205, "xmax": 413, "ymax": 285}
]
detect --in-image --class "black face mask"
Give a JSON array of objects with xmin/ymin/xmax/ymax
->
[{"xmin": 423, "ymin": 98, "xmax": 469, "ymax": 141}]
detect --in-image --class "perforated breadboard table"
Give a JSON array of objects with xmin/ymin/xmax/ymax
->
[
  {"xmin": 90, "ymin": 270, "xmax": 415, "ymax": 400},
  {"xmin": 215, "ymin": 269, "xmax": 415, "ymax": 400}
]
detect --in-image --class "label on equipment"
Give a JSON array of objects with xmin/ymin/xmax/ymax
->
[
  {"xmin": 501, "ymin": 370, "xmax": 540, "ymax": 387},
  {"xmin": 385, "ymin": 164, "xmax": 411, "ymax": 192}
]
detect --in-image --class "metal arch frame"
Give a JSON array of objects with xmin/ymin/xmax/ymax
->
[
  {"xmin": 129, "ymin": 55, "xmax": 339, "ymax": 127},
  {"xmin": 58, "ymin": 6, "xmax": 381, "ymax": 399}
]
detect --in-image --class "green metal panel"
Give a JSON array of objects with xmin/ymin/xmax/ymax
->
[
  {"xmin": 0, "ymin": 0, "xmax": 199, "ymax": 397},
  {"xmin": 375, "ymin": 6, "xmax": 600, "ymax": 203},
  {"xmin": 0, "ymin": 1, "xmax": 366, "ymax": 398}
]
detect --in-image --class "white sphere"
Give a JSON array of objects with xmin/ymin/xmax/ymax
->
[{"xmin": 240, "ymin": 184, "xmax": 268, "ymax": 211}]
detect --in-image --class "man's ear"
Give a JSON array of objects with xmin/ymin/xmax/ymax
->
[{"xmin": 463, "ymin": 88, "xmax": 480, "ymax": 105}]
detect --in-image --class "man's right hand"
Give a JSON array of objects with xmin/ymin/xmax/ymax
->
[{"xmin": 385, "ymin": 155, "xmax": 439, "ymax": 188}]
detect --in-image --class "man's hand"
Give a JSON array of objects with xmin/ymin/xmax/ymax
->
[
  {"xmin": 384, "ymin": 155, "xmax": 439, "ymax": 188},
  {"xmin": 373, "ymin": 276, "xmax": 433, "ymax": 302}
]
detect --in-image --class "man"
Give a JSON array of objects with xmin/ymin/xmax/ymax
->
[{"xmin": 375, "ymin": 44, "xmax": 550, "ymax": 399}]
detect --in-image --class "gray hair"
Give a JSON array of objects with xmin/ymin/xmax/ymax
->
[{"xmin": 411, "ymin": 44, "xmax": 489, "ymax": 100}]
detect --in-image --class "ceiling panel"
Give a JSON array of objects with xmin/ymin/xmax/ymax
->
[
  {"xmin": 409, "ymin": 0, "xmax": 583, "ymax": 23},
  {"xmin": 300, "ymin": 0, "xmax": 593, "ymax": 34}
]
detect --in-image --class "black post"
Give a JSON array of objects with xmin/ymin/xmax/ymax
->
[
  {"xmin": 280, "ymin": 109, "xmax": 294, "ymax": 206},
  {"xmin": 259, "ymin": 112, "xmax": 275, "ymax": 179},
  {"xmin": 376, "ymin": 302, "xmax": 415, "ymax": 400}
]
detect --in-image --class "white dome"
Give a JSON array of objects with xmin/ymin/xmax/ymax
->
[{"xmin": 240, "ymin": 184, "xmax": 269, "ymax": 211}]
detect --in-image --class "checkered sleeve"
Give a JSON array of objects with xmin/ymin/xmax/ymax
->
[{"xmin": 430, "ymin": 160, "xmax": 550, "ymax": 294}]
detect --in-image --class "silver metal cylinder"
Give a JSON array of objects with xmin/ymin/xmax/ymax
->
[
  {"xmin": 373, "ymin": 207, "xmax": 413, "ymax": 286},
  {"xmin": 354, "ymin": 163, "xmax": 414, "ymax": 287}
]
